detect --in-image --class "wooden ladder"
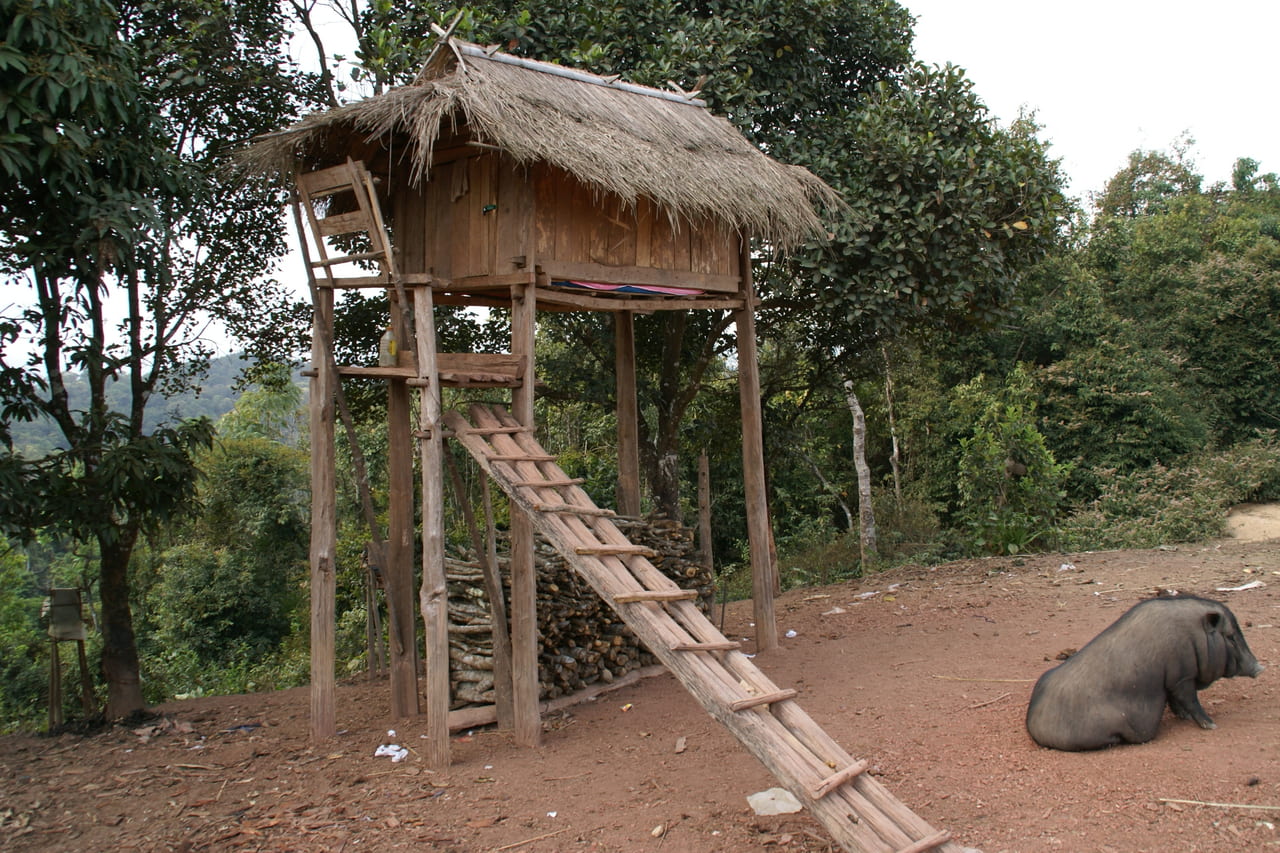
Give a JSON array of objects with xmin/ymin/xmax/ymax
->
[
  {"xmin": 296, "ymin": 158, "xmax": 415, "ymax": 357},
  {"xmin": 445, "ymin": 403, "xmax": 963, "ymax": 853}
]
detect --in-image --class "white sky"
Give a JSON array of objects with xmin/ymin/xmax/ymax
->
[{"xmin": 904, "ymin": 0, "xmax": 1279, "ymax": 205}]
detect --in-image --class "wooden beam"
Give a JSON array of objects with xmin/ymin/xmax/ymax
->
[
  {"xmin": 309, "ymin": 287, "xmax": 337, "ymax": 741},
  {"xmin": 615, "ymin": 311, "xmax": 641, "ymax": 517},
  {"xmin": 414, "ymin": 287, "xmax": 450, "ymax": 770},
  {"xmin": 509, "ymin": 281, "xmax": 541, "ymax": 747},
  {"xmin": 386, "ymin": 379, "xmax": 420, "ymax": 719},
  {"xmin": 698, "ymin": 449, "xmax": 713, "ymax": 576},
  {"xmin": 734, "ymin": 241, "xmax": 778, "ymax": 652}
]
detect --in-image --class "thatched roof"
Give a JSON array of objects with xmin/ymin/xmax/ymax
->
[{"xmin": 244, "ymin": 40, "xmax": 839, "ymax": 248}]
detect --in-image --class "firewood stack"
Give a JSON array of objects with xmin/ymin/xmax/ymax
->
[{"xmin": 446, "ymin": 514, "xmax": 713, "ymax": 708}]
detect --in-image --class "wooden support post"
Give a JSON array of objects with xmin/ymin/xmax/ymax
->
[
  {"xmin": 698, "ymin": 449, "xmax": 713, "ymax": 575},
  {"xmin": 75, "ymin": 640, "xmax": 94, "ymax": 716},
  {"xmin": 387, "ymin": 379, "xmax": 420, "ymax": 718},
  {"xmin": 482, "ymin": 482, "xmax": 515, "ymax": 729},
  {"xmin": 615, "ymin": 310, "xmax": 641, "ymax": 517},
  {"xmin": 48, "ymin": 640, "xmax": 61, "ymax": 729},
  {"xmin": 734, "ymin": 240, "xmax": 778, "ymax": 652},
  {"xmin": 309, "ymin": 286, "xmax": 338, "ymax": 740},
  {"xmin": 510, "ymin": 281, "xmax": 541, "ymax": 747},
  {"xmin": 414, "ymin": 287, "xmax": 450, "ymax": 770}
]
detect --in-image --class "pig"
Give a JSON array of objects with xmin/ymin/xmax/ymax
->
[{"xmin": 1025, "ymin": 595, "xmax": 1263, "ymax": 751}]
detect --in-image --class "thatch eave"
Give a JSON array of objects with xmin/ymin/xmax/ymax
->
[{"xmin": 241, "ymin": 41, "xmax": 841, "ymax": 249}]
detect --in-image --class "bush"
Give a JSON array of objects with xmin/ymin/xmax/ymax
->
[{"xmin": 1059, "ymin": 434, "xmax": 1280, "ymax": 550}]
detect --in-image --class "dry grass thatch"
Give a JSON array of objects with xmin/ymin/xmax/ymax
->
[{"xmin": 243, "ymin": 40, "xmax": 839, "ymax": 248}]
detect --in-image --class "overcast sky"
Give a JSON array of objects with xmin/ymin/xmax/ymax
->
[{"xmin": 903, "ymin": 0, "xmax": 1278, "ymax": 205}]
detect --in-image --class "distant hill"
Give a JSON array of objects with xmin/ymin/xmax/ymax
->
[{"xmin": 6, "ymin": 353, "xmax": 277, "ymax": 455}]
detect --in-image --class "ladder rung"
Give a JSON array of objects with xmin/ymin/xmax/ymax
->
[
  {"xmin": 488, "ymin": 453, "xmax": 556, "ymax": 462},
  {"xmin": 461, "ymin": 425, "xmax": 529, "ymax": 436},
  {"xmin": 613, "ymin": 589, "xmax": 698, "ymax": 604},
  {"xmin": 311, "ymin": 250, "xmax": 385, "ymax": 267},
  {"xmin": 512, "ymin": 477, "xmax": 583, "ymax": 488},
  {"xmin": 729, "ymin": 688, "xmax": 797, "ymax": 712},
  {"xmin": 316, "ymin": 209, "xmax": 374, "ymax": 237},
  {"xmin": 318, "ymin": 274, "xmax": 392, "ymax": 290},
  {"xmin": 575, "ymin": 544, "xmax": 656, "ymax": 557},
  {"xmin": 893, "ymin": 830, "xmax": 952, "ymax": 853},
  {"xmin": 671, "ymin": 640, "xmax": 739, "ymax": 652},
  {"xmin": 809, "ymin": 759, "xmax": 868, "ymax": 799},
  {"xmin": 532, "ymin": 502, "xmax": 615, "ymax": 517},
  {"xmin": 297, "ymin": 162, "xmax": 362, "ymax": 196}
]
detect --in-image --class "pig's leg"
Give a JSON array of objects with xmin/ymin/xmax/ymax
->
[{"xmin": 1167, "ymin": 677, "xmax": 1215, "ymax": 729}]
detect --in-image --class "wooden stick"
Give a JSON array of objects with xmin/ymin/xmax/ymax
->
[
  {"xmin": 894, "ymin": 829, "xmax": 952, "ymax": 853},
  {"xmin": 810, "ymin": 759, "xmax": 869, "ymax": 800},
  {"xmin": 1158, "ymin": 798, "xmax": 1280, "ymax": 811},
  {"xmin": 968, "ymin": 692, "xmax": 1012, "ymax": 709},
  {"xmin": 729, "ymin": 688, "xmax": 797, "ymax": 712},
  {"xmin": 495, "ymin": 827, "xmax": 571, "ymax": 851}
]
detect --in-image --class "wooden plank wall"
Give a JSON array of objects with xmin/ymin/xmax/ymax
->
[{"xmin": 404, "ymin": 157, "xmax": 740, "ymax": 289}]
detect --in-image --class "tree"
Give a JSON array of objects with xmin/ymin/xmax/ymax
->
[{"xmin": 0, "ymin": 0, "xmax": 305, "ymax": 717}]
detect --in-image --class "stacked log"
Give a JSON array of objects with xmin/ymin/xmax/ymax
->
[{"xmin": 446, "ymin": 514, "xmax": 712, "ymax": 708}]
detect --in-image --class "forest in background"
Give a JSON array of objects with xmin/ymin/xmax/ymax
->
[{"xmin": 2, "ymin": 0, "xmax": 1278, "ymax": 731}]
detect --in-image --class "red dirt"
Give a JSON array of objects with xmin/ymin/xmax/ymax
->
[{"xmin": 2, "ymin": 536, "xmax": 1278, "ymax": 852}]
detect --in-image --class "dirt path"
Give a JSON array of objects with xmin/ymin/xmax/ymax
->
[{"xmin": 2, "ymin": 528, "xmax": 1278, "ymax": 852}]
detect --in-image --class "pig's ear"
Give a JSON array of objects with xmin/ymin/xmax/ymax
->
[{"xmin": 1203, "ymin": 611, "xmax": 1223, "ymax": 633}]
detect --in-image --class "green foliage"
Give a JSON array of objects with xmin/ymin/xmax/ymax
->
[
  {"xmin": 149, "ymin": 434, "xmax": 307, "ymax": 663},
  {"xmin": 951, "ymin": 367, "xmax": 1070, "ymax": 555},
  {"xmin": 0, "ymin": 545, "xmax": 49, "ymax": 730},
  {"xmin": 1060, "ymin": 435, "xmax": 1280, "ymax": 550},
  {"xmin": 1036, "ymin": 339, "xmax": 1211, "ymax": 500},
  {"xmin": 793, "ymin": 66, "xmax": 1069, "ymax": 346}
]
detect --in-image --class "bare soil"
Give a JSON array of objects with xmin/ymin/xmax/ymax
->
[{"xmin": 3, "ymin": 529, "xmax": 1279, "ymax": 853}]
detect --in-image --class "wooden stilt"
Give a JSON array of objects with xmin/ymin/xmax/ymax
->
[
  {"xmin": 308, "ymin": 286, "xmax": 337, "ymax": 741},
  {"xmin": 615, "ymin": 310, "xmax": 641, "ymax": 517},
  {"xmin": 387, "ymin": 379, "xmax": 420, "ymax": 718},
  {"xmin": 447, "ymin": 449, "xmax": 515, "ymax": 729},
  {"xmin": 48, "ymin": 640, "xmax": 61, "ymax": 729},
  {"xmin": 414, "ymin": 287, "xmax": 450, "ymax": 770},
  {"xmin": 735, "ymin": 240, "xmax": 778, "ymax": 651},
  {"xmin": 509, "ymin": 281, "xmax": 541, "ymax": 747}
]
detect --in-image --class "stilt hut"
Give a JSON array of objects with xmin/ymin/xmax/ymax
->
[{"xmin": 244, "ymin": 38, "xmax": 962, "ymax": 853}]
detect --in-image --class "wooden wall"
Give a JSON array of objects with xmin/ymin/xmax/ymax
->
[{"xmin": 393, "ymin": 154, "xmax": 741, "ymax": 293}]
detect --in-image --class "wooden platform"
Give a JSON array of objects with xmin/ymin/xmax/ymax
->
[{"xmin": 446, "ymin": 403, "xmax": 963, "ymax": 853}]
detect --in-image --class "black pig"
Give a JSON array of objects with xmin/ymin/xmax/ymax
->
[{"xmin": 1026, "ymin": 595, "xmax": 1263, "ymax": 751}]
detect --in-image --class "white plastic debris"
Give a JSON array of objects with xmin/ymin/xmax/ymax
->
[
  {"xmin": 747, "ymin": 787, "xmax": 803, "ymax": 816},
  {"xmin": 375, "ymin": 743, "xmax": 409, "ymax": 762},
  {"xmin": 1216, "ymin": 580, "xmax": 1265, "ymax": 592},
  {"xmin": 785, "ymin": 629, "xmax": 798, "ymax": 638},
  {"xmin": 822, "ymin": 606, "xmax": 847, "ymax": 616},
  {"xmin": 547, "ymin": 811, "xmax": 557, "ymax": 818},
  {"xmin": 387, "ymin": 729, "xmax": 397, "ymax": 738},
  {"xmin": 856, "ymin": 591, "xmax": 879, "ymax": 600},
  {"xmin": 1058, "ymin": 563, "xmax": 1076, "ymax": 572}
]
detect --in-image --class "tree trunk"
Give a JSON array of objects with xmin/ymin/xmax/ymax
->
[
  {"xmin": 881, "ymin": 346, "xmax": 903, "ymax": 510},
  {"xmin": 843, "ymin": 380, "xmax": 878, "ymax": 563},
  {"xmin": 98, "ymin": 530, "xmax": 145, "ymax": 719}
]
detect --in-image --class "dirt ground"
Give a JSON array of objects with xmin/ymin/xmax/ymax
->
[{"xmin": 2, "ymin": 519, "xmax": 1279, "ymax": 853}]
